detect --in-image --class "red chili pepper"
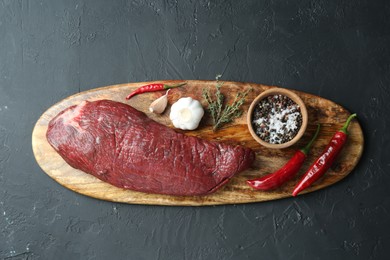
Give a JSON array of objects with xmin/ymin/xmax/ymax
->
[
  {"xmin": 247, "ymin": 124, "xmax": 321, "ymax": 190},
  {"xmin": 292, "ymin": 113, "xmax": 357, "ymax": 196},
  {"xmin": 125, "ymin": 82, "xmax": 186, "ymax": 100}
]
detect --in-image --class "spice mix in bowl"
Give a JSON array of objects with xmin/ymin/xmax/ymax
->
[{"xmin": 247, "ymin": 88, "xmax": 308, "ymax": 149}]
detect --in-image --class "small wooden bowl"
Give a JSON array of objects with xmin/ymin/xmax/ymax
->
[{"xmin": 247, "ymin": 88, "xmax": 308, "ymax": 149}]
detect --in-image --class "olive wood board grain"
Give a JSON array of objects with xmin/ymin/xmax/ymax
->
[{"xmin": 32, "ymin": 80, "xmax": 364, "ymax": 206}]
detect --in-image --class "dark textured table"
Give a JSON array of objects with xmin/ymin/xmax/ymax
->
[{"xmin": 1, "ymin": 1, "xmax": 389, "ymax": 259}]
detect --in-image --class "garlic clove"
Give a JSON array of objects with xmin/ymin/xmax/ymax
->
[{"xmin": 149, "ymin": 90, "xmax": 170, "ymax": 114}]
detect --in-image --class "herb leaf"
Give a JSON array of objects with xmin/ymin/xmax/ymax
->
[{"xmin": 202, "ymin": 81, "xmax": 251, "ymax": 131}]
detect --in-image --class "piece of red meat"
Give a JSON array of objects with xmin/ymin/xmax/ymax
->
[{"xmin": 46, "ymin": 100, "xmax": 255, "ymax": 196}]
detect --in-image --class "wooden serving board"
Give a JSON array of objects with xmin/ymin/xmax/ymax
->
[{"xmin": 32, "ymin": 80, "xmax": 364, "ymax": 206}]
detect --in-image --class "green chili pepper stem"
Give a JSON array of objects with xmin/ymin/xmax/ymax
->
[
  {"xmin": 340, "ymin": 113, "xmax": 357, "ymax": 134},
  {"xmin": 300, "ymin": 124, "xmax": 321, "ymax": 156},
  {"xmin": 163, "ymin": 82, "xmax": 187, "ymax": 89}
]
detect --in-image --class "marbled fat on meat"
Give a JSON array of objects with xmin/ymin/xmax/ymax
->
[{"xmin": 46, "ymin": 100, "xmax": 255, "ymax": 196}]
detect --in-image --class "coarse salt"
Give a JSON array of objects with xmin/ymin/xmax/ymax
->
[{"xmin": 252, "ymin": 94, "xmax": 302, "ymax": 144}]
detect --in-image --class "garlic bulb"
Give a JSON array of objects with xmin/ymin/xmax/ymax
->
[
  {"xmin": 149, "ymin": 90, "xmax": 170, "ymax": 114},
  {"xmin": 169, "ymin": 97, "xmax": 204, "ymax": 130}
]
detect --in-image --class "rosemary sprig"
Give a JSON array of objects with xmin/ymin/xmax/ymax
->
[{"xmin": 202, "ymin": 80, "xmax": 251, "ymax": 131}]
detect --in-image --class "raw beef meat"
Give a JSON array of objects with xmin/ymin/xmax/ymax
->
[{"xmin": 46, "ymin": 100, "xmax": 255, "ymax": 196}]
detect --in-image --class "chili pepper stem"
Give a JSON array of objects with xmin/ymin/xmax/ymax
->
[
  {"xmin": 301, "ymin": 124, "xmax": 321, "ymax": 155},
  {"xmin": 163, "ymin": 82, "xmax": 187, "ymax": 89},
  {"xmin": 340, "ymin": 113, "xmax": 357, "ymax": 134}
]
